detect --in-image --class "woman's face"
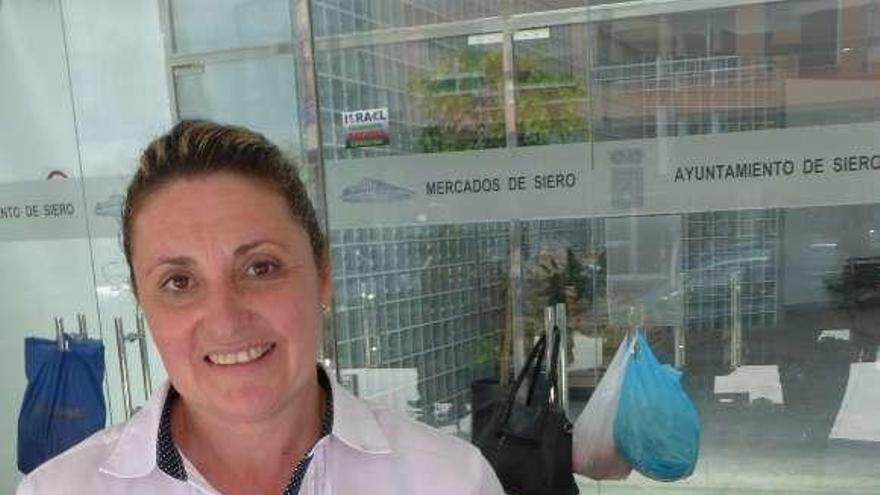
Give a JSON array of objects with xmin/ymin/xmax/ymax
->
[{"xmin": 131, "ymin": 172, "xmax": 330, "ymax": 422}]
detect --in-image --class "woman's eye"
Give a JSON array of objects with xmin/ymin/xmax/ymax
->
[
  {"xmin": 161, "ymin": 274, "xmax": 192, "ymax": 292},
  {"xmin": 246, "ymin": 260, "xmax": 279, "ymax": 278}
]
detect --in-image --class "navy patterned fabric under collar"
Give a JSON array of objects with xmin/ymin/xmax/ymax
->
[
  {"xmin": 156, "ymin": 387, "xmax": 186, "ymax": 481},
  {"xmin": 156, "ymin": 367, "xmax": 335, "ymax": 495}
]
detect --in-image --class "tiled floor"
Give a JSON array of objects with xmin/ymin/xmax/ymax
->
[
  {"xmin": 574, "ymin": 441, "xmax": 879, "ymax": 494},
  {"xmin": 568, "ymin": 387, "xmax": 880, "ymax": 494}
]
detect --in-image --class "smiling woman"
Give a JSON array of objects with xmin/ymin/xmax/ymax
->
[
  {"xmin": 132, "ymin": 174, "xmax": 329, "ymax": 449},
  {"xmin": 15, "ymin": 121, "xmax": 503, "ymax": 495}
]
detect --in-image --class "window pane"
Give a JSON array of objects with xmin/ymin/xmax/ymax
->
[
  {"xmin": 513, "ymin": 24, "xmax": 589, "ymax": 146},
  {"xmin": 315, "ymin": 36, "xmax": 504, "ymax": 160},
  {"xmin": 170, "ymin": 0, "xmax": 291, "ymax": 53},
  {"xmin": 311, "ymin": 0, "xmax": 501, "ymax": 36},
  {"xmin": 173, "ymin": 55, "xmax": 302, "ymax": 158}
]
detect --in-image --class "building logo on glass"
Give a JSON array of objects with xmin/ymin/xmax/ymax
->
[
  {"xmin": 611, "ymin": 146, "xmax": 645, "ymax": 210},
  {"xmin": 611, "ymin": 147, "xmax": 644, "ymax": 166},
  {"xmin": 340, "ymin": 178, "xmax": 414, "ymax": 203}
]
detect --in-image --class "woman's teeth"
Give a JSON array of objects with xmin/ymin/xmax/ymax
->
[{"xmin": 207, "ymin": 343, "xmax": 273, "ymax": 365}]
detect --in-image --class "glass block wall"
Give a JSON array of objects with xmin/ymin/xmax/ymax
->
[
  {"xmin": 328, "ymin": 221, "xmax": 509, "ymax": 429},
  {"xmin": 683, "ymin": 209, "xmax": 782, "ymax": 372}
]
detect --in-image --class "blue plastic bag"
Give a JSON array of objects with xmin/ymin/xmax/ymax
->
[
  {"xmin": 18, "ymin": 337, "xmax": 106, "ymax": 473},
  {"xmin": 613, "ymin": 331, "xmax": 700, "ymax": 481}
]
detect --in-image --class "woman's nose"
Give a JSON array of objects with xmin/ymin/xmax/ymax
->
[{"xmin": 201, "ymin": 281, "xmax": 249, "ymax": 338}]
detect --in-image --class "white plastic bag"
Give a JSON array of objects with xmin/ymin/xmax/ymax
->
[{"xmin": 572, "ymin": 334, "xmax": 634, "ymax": 480}]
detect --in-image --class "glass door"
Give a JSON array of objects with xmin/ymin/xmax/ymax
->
[{"xmin": 312, "ymin": 0, "xmax": 598, "ymax": 438}]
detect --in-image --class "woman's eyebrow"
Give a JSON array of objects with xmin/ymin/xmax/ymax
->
[
  {"xmin": 145, "ymin": 256, "xmax": 195, "ymax": 278},
  {"xmin": 234, "ymin": 239, "xmax": 287, "ymax": 257},
  {"xmin": 143, "ymin": 241, "xmax": 289, "ymax": 277}
]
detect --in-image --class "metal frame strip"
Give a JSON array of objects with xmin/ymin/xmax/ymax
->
[
  {"xmin": 291, "ymin": 0, "xmax": 336, "ymax": 375},
  {"xmin": 168, "ymin": 43, "xmax": 295, "ymax": 68},
  {"xmin": 312, "ymin": 0, "xmax": 790, "ymax": 51}
]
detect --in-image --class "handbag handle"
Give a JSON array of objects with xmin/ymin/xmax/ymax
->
[
  {"xmin": 500, "ymin": 333, "xmax": 547, "ymax": 424},
  {"xmin": 500, "ymin": 324, "xmax": 565, "ymax": 425},
  {"xmin": 524, "ymin": 330, "xmax": 549, "ymax": 407},
  {"xmin": 528, "ymin": 325, "xmax": 564, "ymax": 406},
  {"xmin": 546, "ymin": 325, "xmax": 563, "ymax": 406}
]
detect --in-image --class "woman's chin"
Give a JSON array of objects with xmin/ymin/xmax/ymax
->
[{"xmin": 205, "ymin": 387, "xmax": 288, "ymax": 423}]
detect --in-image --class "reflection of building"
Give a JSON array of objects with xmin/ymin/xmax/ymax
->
[
  {"xmin": 592, "ymin": 0, "xmax": 880, "ymax": 139},
  {"xmin": 311, "ymin": 1, "xmax": 500, "ymax": 159},
  {"xmin": 312, "ymin": 0, "xmax": 878, "ymax": 428},
  {"xmin": 314, "ymin": 0, "xmax": 880, "ymax": 150},
  {"xmin": 592, "ymin": 55, "xmax": 783, "ymax": 139}
]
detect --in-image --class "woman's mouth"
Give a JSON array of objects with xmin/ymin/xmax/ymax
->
[{"xmin": 205, "ymin": 343, "xmax": 275, "ymax": 366}]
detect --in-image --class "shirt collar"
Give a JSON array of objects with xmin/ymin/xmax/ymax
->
[
  {"xmin": 324, "ymin": 372, "xmax": 392, "ymax": 455},
  {"xmin": 99, "ymin": 380, "xmax": 170, "ymax": 479},
  {"xmin": 99, "ymin": 365, "xmax": 389, "ymax": 480},
  {"xmin": 152, "ymin": 370, "xmax": 336, "ymax": 483}
]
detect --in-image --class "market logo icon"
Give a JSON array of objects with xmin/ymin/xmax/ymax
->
[
  {"xmin": 46, "ymin": 170, "xmax": 69, "ymax": 180},
  {"xmin": 94, "ymin": 194, "xmax": 124, "ymax": 217},
  {"xmin": 340, "ymin": 177, "xmax": 414, "ymax": 203}
]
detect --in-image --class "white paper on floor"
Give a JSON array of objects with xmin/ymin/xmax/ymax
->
[
  {"xmin": 817, "ymin": 329, "xmax": 850, "ymax": 342},
  {"xmin": 830, "ymin": 361, "xmax": 880, "ymax": 442},
  {"xmin": 569, "ymin": 335, "xmax": 603, "ymax": 371},
  {"xmin": 713, "ymin": 365, "xmax": 784, "ymax": 404},
  {"xmin": 340, "ymin": 367, "xmax": 420, "ymax": 417}
]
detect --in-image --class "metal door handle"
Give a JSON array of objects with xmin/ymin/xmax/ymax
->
[
  {"xmin": 136, "ymin": 314, "xmax": 152, "ymax": 400},
  {"xmin": 113, "ymin": 317, "xmax": 134, "ymax": 419}
]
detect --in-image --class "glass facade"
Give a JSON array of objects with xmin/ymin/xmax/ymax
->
[{"xmin": 2, "ymin": 0, "xmax": 880, "ymax": 493}]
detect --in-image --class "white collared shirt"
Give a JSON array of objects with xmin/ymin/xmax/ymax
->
[{"xmin": 16, "ymin": 375, "xmax": 505, "ymax": 495}]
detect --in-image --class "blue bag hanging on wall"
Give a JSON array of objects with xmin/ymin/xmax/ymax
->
[
  {"xmin": 613, "ymin": 330, "xmax": 700, "ymax": 481},
  {"xmin": 17, "ymin": 336, "xmax": 107, "ymax": 474}
]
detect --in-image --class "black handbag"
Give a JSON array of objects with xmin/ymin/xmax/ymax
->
[{"xmin": 473, "ymin": 326, "xmax": 579, "ymax": 495}]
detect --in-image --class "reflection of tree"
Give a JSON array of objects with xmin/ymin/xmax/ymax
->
[
  {"xmin": 519, "ymin": 247, "xmax": 609, "ymax": 360},
  {"xmin": 515, "ymin": 55, "xmax": 589, "ymax": 146},
  {"xmin": 539, "ymin": 248, "xmax": 605, "ymax": 307},
  {"xmin": 412, "ymin": 48, "xmax": 589, "ymax": 153}
]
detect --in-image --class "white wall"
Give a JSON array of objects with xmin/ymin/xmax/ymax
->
[
  {"xmin": 0, "ymin": 0, "xmax": 79, "ymax": 182},
  {"xmin": 1, "ymin": 1, "xmax": 88, "ymax": 489},
  {"xmin": 61, "ymin": 0, "xmax": 171, "ymax": 177},
  {"xmin": 0, "ymin": 0, "xmax": 170, "ymax": 492}
]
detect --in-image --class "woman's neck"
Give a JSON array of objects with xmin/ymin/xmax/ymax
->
[{"xmin": 171, "ymin": 383, "xmax": 325, "ymax": 495}]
